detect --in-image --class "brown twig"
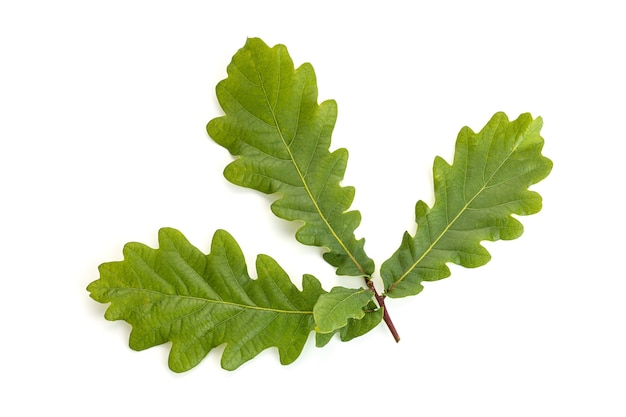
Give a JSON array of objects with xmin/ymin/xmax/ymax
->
[{"xmin": 366, "ymin": 278, "xmax": 400, "ymax": 342}]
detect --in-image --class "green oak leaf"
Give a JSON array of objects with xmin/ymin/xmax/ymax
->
[
  {"xmin": 87, "ymin": 227, "xmax": 326, "ymax": 372},
  {"xmin": 381, "ymin": 112, "xmax": 553, "ymax": 298},
  {"xmin": 315, "ymin": 303, "xmax": 384, "ymax": 347},
  {"xmin": 207, "ymin": 38, "xmax": 374, "ymax": 277},
  {"xmin": 313, "ymin": 286, "xmax": 376, "ymax": 334}
]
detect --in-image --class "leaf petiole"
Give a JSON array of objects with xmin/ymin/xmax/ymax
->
[{"xmin": 366, "ymin": 278, "xmax": 400, "ymax": 342}]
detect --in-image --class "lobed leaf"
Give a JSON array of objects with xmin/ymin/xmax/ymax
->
[
  {"xmin": 315, "ymin": 303, "xmax": 384, "ymax": 347},
  {"xmin": 207, "ymin": 38, "xmax": 374, "ymax": 277},
  {"xmin": 87, "ymin": 228, "xmax": 326, "ymax": 372},
  {"xmin": 381, "ymin": 112, "xmax": 553, "ymax": 298},
  {"xmin": 313, "ymin": 286, "xmax": 376, "ymax": 334}
]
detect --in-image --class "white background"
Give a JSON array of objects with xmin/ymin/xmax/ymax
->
[{"xmin": 1, "ymin": 0, "xmax": 624, "ymax": 415}]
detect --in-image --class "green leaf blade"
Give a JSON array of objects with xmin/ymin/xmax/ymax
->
[
  {"xmin": 313, "ymin": 287, "xmax": 375, "ymax": 334},
  {"xmin": 207, "ymin": 38, "xmax": 374, "ymax": 277},
  {"xmin": 315, "ymin": 304, "xmax": 384, "ymax": 347},
  {"xmin": 382, "ymin": 112, "xmax": 553, "ymax": 298},
  {"xmin": 87, "ymin": 228, "xmax": 326, "ymax": 372}
]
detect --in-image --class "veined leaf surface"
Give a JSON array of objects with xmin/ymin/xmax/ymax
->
[
  {"xmin": 315, "ymin": 303, "xmax": 384, "ymax": 347},
  {"xmin": 87, "ymin": 228, "xmax": 325, "ymax": 372},
  {"xmin": 207, "ymin": 38, "xmax": 374, "ymax": 277},
  {"xmin": 381, "ymin": 112, "xmax": 553, "ymax": 298},
  {"xmin": 313, "ymin": 286, "xmax": 376, "ymax": 334}
]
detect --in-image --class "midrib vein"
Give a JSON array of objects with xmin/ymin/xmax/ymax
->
[{"xmin": 115, "ymin": 286, "xmax": 312, "ymax": 315}]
